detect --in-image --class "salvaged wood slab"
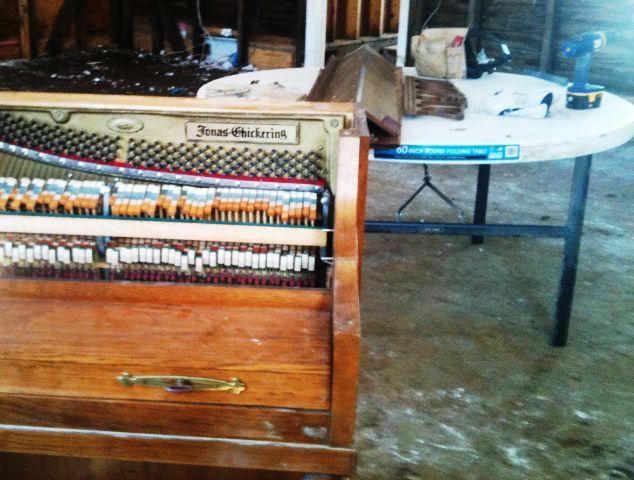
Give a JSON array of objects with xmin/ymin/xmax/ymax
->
[{"xmin": 403, "ymin": 75, "xmax": 468, "ymax": 120}]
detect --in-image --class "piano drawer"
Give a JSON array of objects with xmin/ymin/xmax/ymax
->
[
  {"xmin": 0, "ymin": 280, "xmax": 332, "ymax": 411},
  {"xmin": 0, "ymin": 395, "xmax": 330, "ymax": 444}
]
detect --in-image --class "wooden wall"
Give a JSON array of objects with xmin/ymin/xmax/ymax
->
[
  {"xmin": 328, "ymin": 0, "xmax": 401, "ymax": 41},
  {"xmin": 414, "ymin": 0, "xmax": 466, "ymax": 31},
  {"xmin": 34, "ymin": 0, "xmax": 110, "ymax": 55},
  {"xmin": 407, "ymin": 0, "xmax": 633, "ymax": 93},
  {"xmin": 0, "ymin": 0, "xmax": 110, "ymax": 58},
  {"xmin": 0, "ymin": 0, "xmax": 19, "ymax": 40},
  {"xmin": 199, "ymin": 0, "xmax": 301, "ymax": 38},
  {"xmin": 551, "ymin": 0, "xmax": 634, "ymax": 94},
  {"xmin": 0, "ymin": 0, "xmax": 21, "ymax": 58},
  {"xmin": 479, "ymin": 0, "xmax": 548, "ymax": 69}
]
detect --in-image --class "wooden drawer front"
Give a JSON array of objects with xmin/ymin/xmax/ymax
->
[
  {"xmin": 0, "ymin": 296, "xmax": 331, "ymax": 410},
  {"xmin": 0, "ymin": 395, "xmax": 330, "ymax": 444}
]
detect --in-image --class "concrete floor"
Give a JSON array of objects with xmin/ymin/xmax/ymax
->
[{"xmin": 356, "ymin": 137, "xmax": 633, "ymax": 479}]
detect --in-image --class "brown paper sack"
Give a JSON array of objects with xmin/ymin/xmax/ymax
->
[{"xmin": 411, "ymin": 27, "xmax": 469, "ymax": 79}]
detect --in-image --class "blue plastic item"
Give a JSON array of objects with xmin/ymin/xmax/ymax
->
[{"xmin": 203, "ymin": 35, "xmax": 238, "ymax": 64}]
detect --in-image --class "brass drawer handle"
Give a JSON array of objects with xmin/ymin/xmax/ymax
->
[{"xmin": 117, "ymin": 372, "xmax": 246, "ymax": 395}]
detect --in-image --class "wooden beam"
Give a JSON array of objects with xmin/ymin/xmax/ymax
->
[
  {"xmin": 237, "ymin": 0, "xmax": 250, "ymax": 66},
  {"xmin": 344, "ymin": 0, "xmax": 362, "ymax": 38},
  {"xmin": 120, "ymin": 0, "xmax": 135, "ymax": 49},
  {"xmin": 17, "ymin": 0, "xmax": 33, "ymax": 59},
  {"xmin": 295, "ymin": 0, "xmax": 307, "ymax": 66},
  {"xmin": 110, "ymin": 0, "xmax": 122, "ymax": 46},
  {"xmin": 379, "ymin": 0, "xmax": 390, "ymax": 35},
  {"xmin": 160, "ymin": 1, "xmax": 186, "ymax": 54},
  {"xmin": 47, "ymin": 0, "xmax": 81, "ymax": 55},
  {"xmin": 74, "ymin": 0, "xmax": 87, "ymax": 50},
  {"xmin": 327, "ymin": 0, "xmax": 336, "ymax": 41},
  {"xmin": 366, "ymin": 0, "xmax": 383, "ymax": 36},
  {"xmin": 151, "ymin": 10, "xmax": 165, "ymax": 54},
  {"xmin": 389, "ymin": 0, "xmax": 400, "ymax": 32},
  {"xmin": 333, "ymin": 0, "xmax": 347, "ymax": 40},
  {"xmin": 467, "ymin": 0, "xmax": 481, "ymax": 28},
  {"xmin": 539, "ymin": 0, "xmax": 558, "ymax": 72},
  {"xmin": 190, "ymin": 0, "xmax": 204, "ymax": 57},
  {"xmin": 405, "ymin": 0, "xmax": 424, "ymax": 65}
]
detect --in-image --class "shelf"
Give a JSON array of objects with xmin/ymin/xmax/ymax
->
[{"xmin": 0, "ymin": 213, "xmax": 327, "ymax": 247}]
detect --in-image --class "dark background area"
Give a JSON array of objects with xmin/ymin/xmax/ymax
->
[{"xmin": 0, "ymin": 1, "xmax": 631, "ymax": 93}]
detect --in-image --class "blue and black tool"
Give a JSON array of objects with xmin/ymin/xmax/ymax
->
[{"xmin": 561, "ymin": 31, "xmax": 607, "ymax": 110}]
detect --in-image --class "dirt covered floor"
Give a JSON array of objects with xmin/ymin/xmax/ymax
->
[
  {"xmin": 0, "ymin": 48, "xmax": 228, "ymax": 96},
  {"xmin": 0, "ymin": 50, "xmax": 631, "ymax": 480},
  {"xmin": 360, "ymin": 140, "xmax": 633, "ymax": 480}
]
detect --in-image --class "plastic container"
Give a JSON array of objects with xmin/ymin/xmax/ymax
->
[{"xmin": 204, "ymin": 35, "xmax": 238, "ymax": 64}]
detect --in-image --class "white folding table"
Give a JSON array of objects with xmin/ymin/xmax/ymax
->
[{"xmin": 199, "ymin": 68, "xmax": 634, "ymax": 346}]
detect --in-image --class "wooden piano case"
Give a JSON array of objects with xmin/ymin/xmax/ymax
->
[{"xmin": 0, "ymin": 94, "xmax": 368, "ymax": 479}]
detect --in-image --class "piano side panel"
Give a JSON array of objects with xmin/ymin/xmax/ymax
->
[{"xmin": 330, "ymin": 133, "xmax": 369, "ymax": 447}]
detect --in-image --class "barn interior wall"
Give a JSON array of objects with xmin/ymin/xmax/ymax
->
[{"xmin": 0, "ymin": 0, "xmax": 19, "ymax": 40}]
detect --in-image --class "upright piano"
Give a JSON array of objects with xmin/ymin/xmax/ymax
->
[{"xmin": 0, "ymin": 92, "xmax": 368, "ymax": 479}]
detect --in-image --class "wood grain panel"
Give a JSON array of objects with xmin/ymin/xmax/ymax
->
[
  {"xmin": 0, "ymin": 453, "xmax": 306, "ymax": 480},
  {"xmin": 0, "ymin": 278, "xmax": 330, "ymax": 309},
  {"xmin": 365, "ymin": 0, "xmax": 384, "ymax": 36},
  {"xmin": 0, "ymin": 395, "xmax": 329, "ymax": 443},
  {"xmin": 0, "ymin": 425, "xmax": 356, "ymax": 475},
  {"xmin": 0, "ymin": 297, "xmax": 331, "ymax": 409},
  {"xmin": 0, "ymin": 91, "xmax": 356, "ymax": 121}
]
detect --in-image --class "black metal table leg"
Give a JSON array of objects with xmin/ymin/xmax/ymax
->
[
  {"xmin": 471, "ymin": 164, "xmax": 491, "ymax": 244},
  {"xmin": 552, "ymin": 155, "xmax": 593, "ymax": 347},
  {"xmin": 396, "ymin": 164, "xmax": 467, "ymax": 223}
]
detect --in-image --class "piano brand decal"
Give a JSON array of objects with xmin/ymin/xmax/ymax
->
[
  {"xmin": 186, "ymin": 122, "xmax": 299, "ymax": 144},
  {"xmin": 374, "ymin": 144, "xmax": 521, "ymax": 162}
]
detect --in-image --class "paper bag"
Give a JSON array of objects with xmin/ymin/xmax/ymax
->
[{"xmin": 411, "ymin": 27, "xmax": 469, "ymax": 79}]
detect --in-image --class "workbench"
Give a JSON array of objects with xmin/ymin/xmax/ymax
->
[{"xmin": 199, "ymin": 67, "xmax": 634, "ymax": 346}]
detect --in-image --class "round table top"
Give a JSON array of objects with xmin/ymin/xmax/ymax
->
[{"xmin": 197, "ymin": 67, "xmax": 634, "ymax": 165}]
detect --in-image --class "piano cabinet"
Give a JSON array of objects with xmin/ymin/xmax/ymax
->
[{"xmin": 0, "ymin": 94, "xmax": 369, "ymax": 479}]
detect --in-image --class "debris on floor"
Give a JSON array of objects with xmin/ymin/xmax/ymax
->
[{"xmin": 0, "ymin": 48, "xmax": 229, "ymax": 96}]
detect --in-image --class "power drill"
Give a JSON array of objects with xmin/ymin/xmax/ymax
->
[{"xmin": 561, "ymin": 31, "xmax": 607, "ymax": 109}]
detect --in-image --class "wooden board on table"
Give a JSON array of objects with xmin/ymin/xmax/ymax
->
[{"xmin": 307, "ymin": 45, "xmax": 402, "ymax": 144}]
